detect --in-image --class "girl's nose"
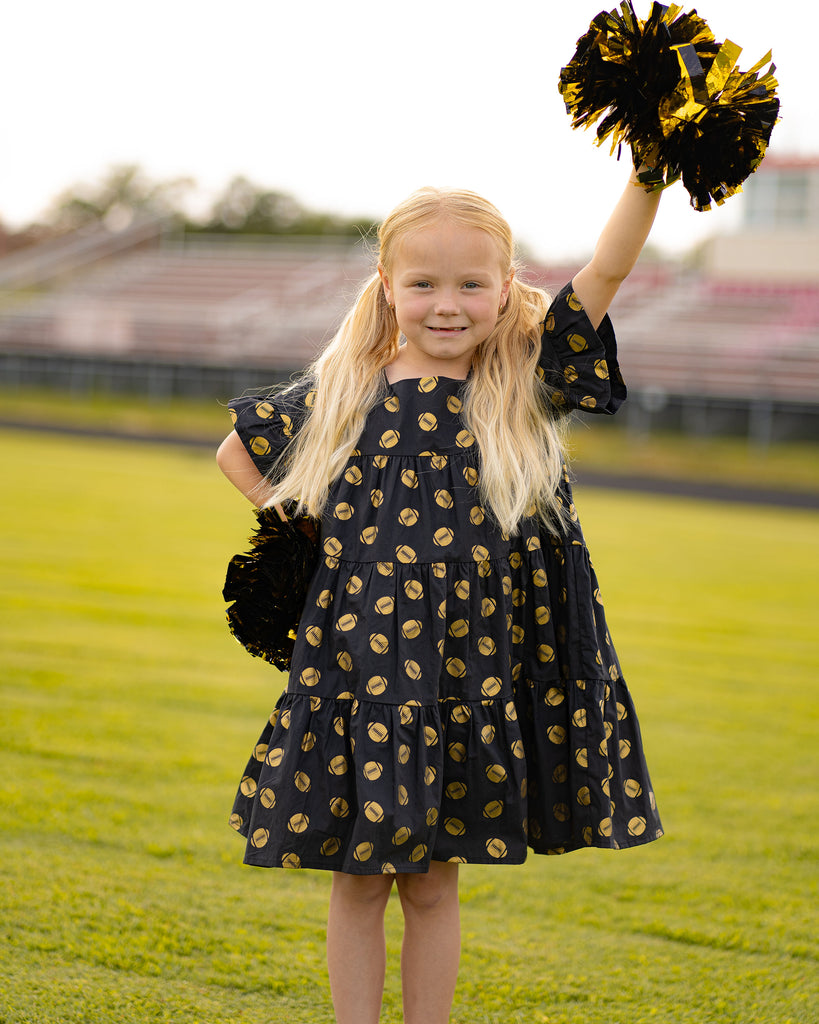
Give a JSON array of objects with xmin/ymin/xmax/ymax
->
[{"xmin": 434, "ymin": 291, "xmax": 460, "ymax": 314}]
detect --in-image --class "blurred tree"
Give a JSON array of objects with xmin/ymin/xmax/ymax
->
[
  {"xmin": 46, "ymin": 164, "xmax": 194, "ymax": 233},
  {"xmin": 10, "ymin": 165, "xmax": 374, "ymax": 245},
  {"xmin": 196, "ymin": 174, "xmax": 373, "ymax": 238}
]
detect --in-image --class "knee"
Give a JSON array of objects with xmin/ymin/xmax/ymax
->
[{"xmin": 397, "ymin": 866, "xmax": 458, "ymax": 913}]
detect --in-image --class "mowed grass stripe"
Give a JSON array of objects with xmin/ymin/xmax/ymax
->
[{"xmin": 1, "ymin": 430, "xmax": 816, "ymax": 1024}]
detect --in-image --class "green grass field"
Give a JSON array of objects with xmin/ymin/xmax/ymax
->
[{"xmin": 1, "ymin": 427, "xmax": 817, "ymax": 1024}]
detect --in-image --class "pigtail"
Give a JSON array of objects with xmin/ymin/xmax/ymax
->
[{"xmin": 263, "ymin": 273, "xmax": 400, "ymax": 518}]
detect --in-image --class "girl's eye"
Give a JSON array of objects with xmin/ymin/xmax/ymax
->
[
  {"xmin": 464, "ymin": 282, "xmax": 480, "ymax": 289},
  {"xmin": 413, "ymin": 281, "xmax": 431, "ymax": 289}
]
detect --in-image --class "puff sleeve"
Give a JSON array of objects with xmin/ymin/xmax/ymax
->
[
  {"xmin": 227, "ymin": 379, "xmax": 315, "ymax": 478},
  {"xmin": 538, "ymin": 281, "xmax": 626, "ymax": 415}
]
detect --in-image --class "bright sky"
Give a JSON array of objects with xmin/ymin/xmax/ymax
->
[{"xmin": 4, "ymin": 0, "xmax": 815, "ymax": 261}]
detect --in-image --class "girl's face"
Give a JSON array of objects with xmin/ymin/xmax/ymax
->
[{"xmin": 379, "ymin": 220, "xmax": 513, "ymax": 381}]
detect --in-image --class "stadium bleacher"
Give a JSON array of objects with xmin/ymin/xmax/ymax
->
[{"xmin": 0, "ymin": 222, "xmax": 818, "ymax": 438}]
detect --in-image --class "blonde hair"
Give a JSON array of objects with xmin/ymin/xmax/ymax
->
[{"xmin": 265, "ymin": 186, "xmax": 568, "ymax": 534}]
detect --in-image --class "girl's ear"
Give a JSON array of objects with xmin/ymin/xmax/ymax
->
[
  {"xmin": 500, "ymin": 268, "xmax": 515, "ymax": 308},
  {"xmin": 377, "ymin": 264, "xmax": 393, "ymax": 306}
]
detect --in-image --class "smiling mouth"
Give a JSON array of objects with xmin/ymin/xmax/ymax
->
[{"xmin": 427, "ymin": 326, "xmax": 466, "ymax": 332}]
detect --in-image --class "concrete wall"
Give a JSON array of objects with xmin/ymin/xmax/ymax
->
[{"xmin": 702, "ymin": 230, "xmax": 819, "ymax": 282}]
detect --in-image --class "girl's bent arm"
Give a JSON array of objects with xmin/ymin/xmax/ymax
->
[
  {"xmin": 216, "ymin": 430, "xmax": 276, "ymax": 507},
  {"xmin": 572, "ymin": 166, "xmax": 662, "ymax": 330}
]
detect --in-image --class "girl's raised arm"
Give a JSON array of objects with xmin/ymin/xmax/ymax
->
[{"xmin": 572, "ymin": 163, "xmax": 662, "ymax": 330}]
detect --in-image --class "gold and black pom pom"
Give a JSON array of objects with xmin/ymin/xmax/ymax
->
[
  {"xmin": 558, "ymin": 1, "xmax": 780, "ymax": 210},
  {"xmin": 223, "ymin": 506, "xmax": 320, "ymax": 670}
]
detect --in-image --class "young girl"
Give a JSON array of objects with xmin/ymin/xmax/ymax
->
[{"xmin": 217, "ymin": 163, "xmax": 664, "ymax": 1024}]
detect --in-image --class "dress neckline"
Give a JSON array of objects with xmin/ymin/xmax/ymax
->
[{"xmin": 383, "ymin": 369, "xmax": 470, "ymax": 388}]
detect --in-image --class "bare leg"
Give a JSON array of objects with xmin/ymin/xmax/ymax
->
[
  {"xmin": 327, "ymin": 871, "xmax": 394, "ymax": 1024},
  {"xmin": 396, "ymin": 862, "xmax": 461, "ymax": 1024}
]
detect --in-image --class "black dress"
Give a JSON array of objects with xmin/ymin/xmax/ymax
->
[{"xmin": 227, "ymin": 282, "xmax": 663, "ymax": 873}]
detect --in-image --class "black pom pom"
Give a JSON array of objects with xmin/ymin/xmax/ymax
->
[
  {"xmin": 558, "ymin": 1, "xmax": 779, "ymax": 210},
  {"xmin": 223, "ymin": 507, "xmax": 320, "ymax": 670}
]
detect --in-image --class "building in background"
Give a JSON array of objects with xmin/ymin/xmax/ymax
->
[{"xmin": 702, "ymin": 156, "xmax": 819, "ymax": 282}]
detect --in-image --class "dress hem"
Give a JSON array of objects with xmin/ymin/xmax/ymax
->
[{"xmin": 237, "ymin": 828, "xmax": 665, "ymax": 873}]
